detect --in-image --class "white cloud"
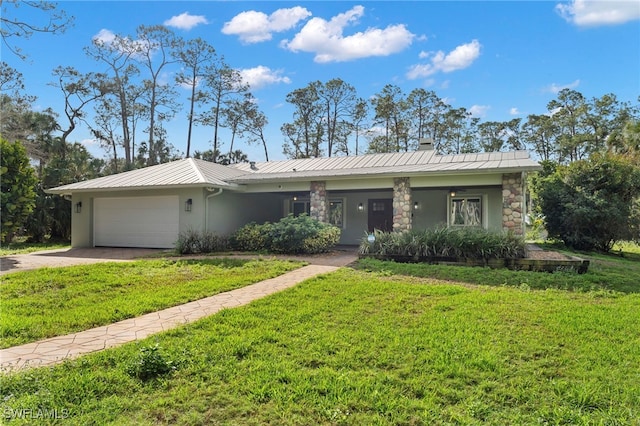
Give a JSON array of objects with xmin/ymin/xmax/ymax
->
[
  {"xmin": 222, "ymin": 7, "xmax": 311, "ymax": 43},
  {"xmin": 93, "ymin": 29, "xmax": 116, "ymax": 44},
  {"xmin": 556, "ymin": 0, "xmax": 640, "ymax": 27},
  {"xmin": 546, "ymin": 79, "xmax": 581, "ymax": 93},
  {"xmin": 441, "ymin": 96, "xmax": 454, "ymax": 106},
  {"xmin": 164, "ymin": 12, "xmax": 208, "ymax": 30},
  {"xmin": 469, "ymin": 104, "xmax": 490, "ymax": 118},
  {"xmin": 510, "ymin": 107, "xmax": 520, "ymax": 115},
  {"xmin": 80, "ymin": 138, "xmax": 99, "ymax": 147},
  {"xmin": 240, "ymin": 66, "xmax": 291, "ymax": 89},
  {"xmin": 281, "ymin": 5, "xmax": 415, "ymax": 63},
  {"xmin": 407, "ymin": 39, "xmax": 481, "ymax": 79}
]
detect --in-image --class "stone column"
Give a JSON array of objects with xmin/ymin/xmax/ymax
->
[
  {"xmin": 310, "ymin": 181, "xmax": 327, "ymax": 223},
  {"xmin": 502, "ymin": 173, "xmax": 524, "ymax": 235},
  {"xmin": 392, "ymin": 177, "xmax": 412, "ymax": 232}
]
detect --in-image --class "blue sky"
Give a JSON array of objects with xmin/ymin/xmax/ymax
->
[{"xmin": 4, "ymin": 1, "xmax": 640, "ymax": 161}]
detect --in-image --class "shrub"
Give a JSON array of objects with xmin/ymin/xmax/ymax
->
[
  {"xmin": 126, "ymin": 344, "xmax": 176, "ymax": 381},
  {"xmin": 302, "ymin": 225, "xmax": 341, "ymax": 254},
  {"xmin": 359, "ymin": 227, "xmax": 525, "ymax": 260},
  {"xmin": 532, "ymin": 155, "xmax": 640, "ymax": 251},
  {"xmin": 232, "ymin": 215, "xmax": 341, "ymax": 254},
  {"xmin": 175, "ymin": 229, "xmax": 228, "ymax": 254},
  {"xmin": 230, "ymin": 221, "xmax": 273, "ymax": 252}
]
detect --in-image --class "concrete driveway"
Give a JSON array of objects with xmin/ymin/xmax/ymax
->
[
  {"xmin": 0, "ymin": 248, "xmax": 166, "ymax": 275},
  {"xmin": 0, "ymin": 246, "xmax": 360, "ymax": 275}
]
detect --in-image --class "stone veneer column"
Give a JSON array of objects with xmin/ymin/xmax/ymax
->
[
  {"xmin": 502, "ymin": 173, "xmax": 524, "ymax": 235},
  {"xmin": 309, "ymin": 181, "xmax": 327, "ymax": 223},
  {"xmin": 392, "ymin": 177, "xmax": 412, "ymax": 232}
]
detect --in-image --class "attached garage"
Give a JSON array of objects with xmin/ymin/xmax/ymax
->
[{"xmin": 93, "ymin": 196, "xmax": 179, "ymax": 248}]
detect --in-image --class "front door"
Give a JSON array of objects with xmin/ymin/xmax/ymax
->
[{"xmin": 368, "ymin": 199, "xmax": 393, "ymax": 232}]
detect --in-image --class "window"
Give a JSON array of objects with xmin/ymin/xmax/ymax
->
[
  {"xmin": 290, "ymin": 198, "xmax": 344, "ymax": 228},
  {"xmin": 292, "ymin": 201, "xmax": 310, "ymax": 216},
  {"xmin": 450, "ymin": 197, "xmax": 482, "ymax": 227},
  {"xmin": 372, "ymin": 201, "xmax": 386, "ymax": 212},
  {"xmin": 329, "ymin": 200, "xmax": 343, "ymax": 228}
]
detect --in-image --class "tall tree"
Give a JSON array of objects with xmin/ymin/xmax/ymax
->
[
  {"xmin": 49, "ymin": 66, "xmax": 107, "ymax": 145},
  {"xmin": 370, "ymin": 84, "xmax": 408, "ymax": 152},
  {"xmin": 522, "ymin": 114, "xmax": 559, "ymax": 161},
  {"xmin": 349, "ymin": 97, "xmax": 369, "ymax": 155},
  {"xmin": 84, "ymin": 33, "xmax": 140, "ymax": 168},
  {"xmin": 421, "ymin": 90, "xmax": 450, "ymax": 152},
  {"xmin": 237, "ymin": 94, "xmax": 271, "ymax": 161},
  {"xmin": 316, "ymin": 78, "xmax": 357, "ymax": 157},
  {"xmin": 0, "ymin": 0, "xmax": 73, "ymax": 59},
  {"xmin": 1, "ymin": 139, "xmax": 37, "ymax": 244},
  {"xmin": 0, "ymin": 63, "xmax": 37, "ymax": 142},
  {"xmin": 132, "ymin": 25, "xmax": 180, "ymax": 165},
  {"xmin": 442, "ymin": 107, "xmax": 478, "ymax": 154},
  {"xmin": 199, "ymin": 60, "xmax": 248, "ymax": 161},
  {"xmin": 174, "ymin": 38, "xmax": 217, "ymax": 158},
  {"xmin": 406, "ymin": 88, "xmax": 433, "ymax": 142},
  {"xmin": 282, "ymin": 85, "xmax": 322, "ymax": 158},
  {"xmin": 477, "ymin": 118, "xmax": 521, "ymax": 153},
  {"xmin": 547, "ymin": 89, "xmax": 589, "ymax": 163}
]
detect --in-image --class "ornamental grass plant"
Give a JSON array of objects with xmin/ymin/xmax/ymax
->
[{"xmin": 359, "ymin": 227, "xmax": 526, "ymax": 260}]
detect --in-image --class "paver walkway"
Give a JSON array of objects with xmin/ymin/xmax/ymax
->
[{"xmin": 0, "ymin": 264, "xmax": 343, "ymax": 373}]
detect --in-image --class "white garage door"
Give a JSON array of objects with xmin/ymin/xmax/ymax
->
[{"xmin": 94, "ymin": 196, "xmax": 179, "ymax": 248}]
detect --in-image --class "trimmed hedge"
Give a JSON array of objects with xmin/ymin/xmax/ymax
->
[{"xmin": 359, "ymin": 227, "xmax": 525, "ymax": 260}]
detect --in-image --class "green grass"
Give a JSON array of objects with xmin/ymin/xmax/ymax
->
[
  {"xmin": 0, "ymin": 259, "xmax": 303, "ymax": 348},
  {"xmin": 0, "ymin": 241, "xmax": 70, "ymax": 256},
  {"xmin": 356, "ymin": 243, "xmax": 640, "ymax": 294},
  {"xmin": 1, "ymin": 268, "xmax": 639, "ymax": 424}
]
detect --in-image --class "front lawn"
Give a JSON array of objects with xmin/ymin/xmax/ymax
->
[
  {"xmin": 0, "ymin": 241, "xmax": 70, "ymax": 256},
  {"xmin": 0, "ymin": 259, "xmax": 303, "ymax": 348},
  {"xmin": 2, "ymin": 268, "xmax": 639, "ymax": 424}
]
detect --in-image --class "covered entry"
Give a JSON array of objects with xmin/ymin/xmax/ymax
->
[{"xmin": 93, "ymin": 196, "xmax": 179, "ymax": 248}]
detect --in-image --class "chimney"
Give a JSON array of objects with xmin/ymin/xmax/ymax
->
[{"xmin": 418, "ymin": 138, "xmax": 434, "ymax": 151}]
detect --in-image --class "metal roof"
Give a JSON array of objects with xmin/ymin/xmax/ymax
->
[
  {"xmin": 228, "ymin": 150, "xmax": 540, "ymax": 183},
  {"xmin": 46, "ymin": 158, "xmax": 245, "ymax": 194},
  {"xmin": 47, "ymin": 151, "xmax": 541, "ymax": 194}
]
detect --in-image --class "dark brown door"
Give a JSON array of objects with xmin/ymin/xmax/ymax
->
[{"xmin": 368, "ymin": 199, "xmax": 393, "ymax": 232}]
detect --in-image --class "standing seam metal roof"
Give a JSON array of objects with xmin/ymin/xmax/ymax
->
[
  {"xmin": 228, "ymin": 150, "xmax": 539, "ymax": 183},
  {"xmin": 46, "ymin": 158, "xmax": 245, "ymax": 193},
  {"xmin": 47, "ymin": 150, "xmax": 540, "ymax": 193}
]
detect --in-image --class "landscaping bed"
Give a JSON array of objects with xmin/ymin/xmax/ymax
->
[
  {"xmin": 358, "ymin": 227, "xmax": 589, "ymax": 273},
  {"xmin": 359, "ymin": 251, "xmax": 590, "ymax": 273}
]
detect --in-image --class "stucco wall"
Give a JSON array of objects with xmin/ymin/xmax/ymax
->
[{"xmin": 206, "ymin": 191, "xmax": 287, "ymax": 236}]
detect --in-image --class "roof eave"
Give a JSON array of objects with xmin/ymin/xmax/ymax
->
[
  {"xmin": 45, "ymin": 182, "xmax": 241, "ymax": 195},
  {"xmin": 228, "ymin": 165, "xmax": 542, "ymax": 184}
]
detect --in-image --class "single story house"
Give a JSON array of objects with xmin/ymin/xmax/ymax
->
[{"xmin": 47, "ymin": 143, "xmax": 541, "ymax": 248}]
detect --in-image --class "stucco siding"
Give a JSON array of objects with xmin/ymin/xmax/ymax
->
[
  {"xmin": 206, "ymin": 192, "xmax": 286, "ymax": 236},
  {"xmin": 412, "ymin": 189, "xmax": 449, "ymax": 230}
]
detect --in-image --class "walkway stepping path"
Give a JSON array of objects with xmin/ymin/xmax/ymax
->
[{"xmin": 0, "ymin": 264, "xmax": 340, "ymax": 373}]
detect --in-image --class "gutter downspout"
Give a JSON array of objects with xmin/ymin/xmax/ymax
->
[
  {"xmin": 205, "ymin": 187, "xmax": 224, "ymax": 232},
  {"xmin": 522, "ymin": 171, "xmax": 527, "ymax": 236}
]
